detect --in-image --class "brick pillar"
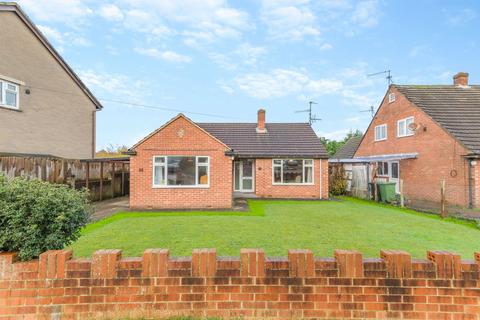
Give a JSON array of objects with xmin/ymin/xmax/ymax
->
[
  {"xmin": 380, "ymin": 250, "xmax": 412, "ymax": 278},
  {"xmin": 92, "ymin": 249, "xmax": 122, "ymax": 279},
  {"xmin": 427, "ymin": 251, "xmax": 461, "ymax": 279},
  {"xmin": 288, "ymin": 249, "xmax": 314, "ymax": 277},
  {"xmin": 192, "ymin": 249, "xmax": 216, "ymax": 277},
  {"xmin": 334, "ymin": 250, "xmax": 363, "ymax": 278},
  {"xmin": 38, "ymin": 250, "xmax": 72, "ymax": 279},
  {"xmin": 240, "ymin": 249, "xmax": 265, "ymax": 277},
  {"xmin": 474, "ymin": 252, "xmax": 479, "ymax": 266},
  {"xmin": 142, "ymin": 249, "xmax": 169, "ymax": 277},
  {"xmin": 0, "ymin": 252, "xmax": 16, "ymax": 279}
]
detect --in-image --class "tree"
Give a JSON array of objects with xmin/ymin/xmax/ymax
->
[
  {"xmin": 320, "ymin": 129, "xmax": 362, "ymax": 156},
  {"xmin": 95, "ymin": 144, "xmax": 130, "ymax": 158}
]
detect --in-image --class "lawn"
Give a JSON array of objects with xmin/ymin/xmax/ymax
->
[{"xmin": 71, "ymin": 198, "xmax": 480, "ymax": 259}]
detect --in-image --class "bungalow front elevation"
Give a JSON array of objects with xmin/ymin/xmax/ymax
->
[{"xmin": 128, "ymin": 109, "xmax": 329, "ymax": 209}]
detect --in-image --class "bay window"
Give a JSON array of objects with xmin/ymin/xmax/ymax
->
[
  {"xmin": 153, "ymin": 156, "xmax": 209, "ymax": 187},
  {"xmin": 273, "ymin": 159, "xmax": 314, "ymax": 185}
]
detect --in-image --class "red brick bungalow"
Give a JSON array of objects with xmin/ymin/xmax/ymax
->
[
  {"xmin": 128, "ymin": 109, "xmax": 329, "ymax": 209},
  {"xmin": 349, "ymin": 72, "xmax": 480, "ymax": 209}
]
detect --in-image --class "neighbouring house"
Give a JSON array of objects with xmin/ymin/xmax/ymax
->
[
  {"xmin": 329, "ymin": 136, "xmax": 369, "ymax": 198},
  {"xmin": 0, "ymin": 3, "xmax": 102, "ymax": 159},
  {"xmin": 128, "ymin": 109, "xmax": 329, "ymax": 209},
  {"xmin": 339, "ymin": 72, "xmax": 480, "ymax": 209}
]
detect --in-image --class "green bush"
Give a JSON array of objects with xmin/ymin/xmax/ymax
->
[{"xmin": 0, "ymin": 175, "xmax": 91, "ymax": 260}]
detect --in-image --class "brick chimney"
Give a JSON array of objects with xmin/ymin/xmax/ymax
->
[
  {"xmin": 453, "ymin": 72, "xmax": 469, "ymax": 86},
  {"xmin": 256, "ymin": 109, "xmax": 267, "ymax": 133}
]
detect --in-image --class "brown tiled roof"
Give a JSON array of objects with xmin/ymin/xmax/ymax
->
[
  {"xmin": 332, "ymin": 135, "xmax": 363, "ymax": 159},
  {"xmin": 395, "ymin": 85, "xmax": 480, "ymax": 155},
  {"xmin": 197, "ymin": 123, "xmax": 329, "ymax": 158}
]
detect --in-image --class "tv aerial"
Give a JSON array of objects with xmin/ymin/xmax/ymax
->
[
  {"xmin": 360, "ymin": 105, "xmax": 375, "ymax": 119},
  {"xmin": 368, "ymin": 70, "xmax": 393, "ymax": 86},
  {"xmin": 295, "ymin": 101, "xmax": 321, "ymax": 125}
]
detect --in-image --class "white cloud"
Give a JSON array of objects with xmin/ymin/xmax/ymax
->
[
  {"xmin": 17, "ymin": 0, "xmax": 93, "ymax": 27},
  {"xmin": 446, "ymin": 8, "xmax": 477, "ymax": 26},
  {"xmin": 235, "ymin": 68, "xmax": 343, "ymax": 99},
  {"xmin": 98, "ymin": 0, "xmax": 250, "ymax": 45},
  {"xmin": 408, "ymin": 44, "xmax": 431, "ymax": 58},
  {"xmin": 346, "ymin": 116, "xmax": 361, "ymax": 123},
  {"xmin": 261, "ymin": 0, "xmax": 320, "ymax": 40},
  {"xmin": 98, "ymin": 4, "xmax": 124, "ymax": 21},
  {"xmin": 319, "ymin": 43, "xmax": 333, "ymax": 51},
  {"xmin": 234, "ymin": 43, "xmax": 267, "ymax": 66},
  {"xmin": 217, "ymin": 81, "xmax": 235, "ymax": 94},
  {"xmin": 134, "ymin": 48, "xmax": 192, "ymax": 63},
  {"xmin": 208, "ymin": 43, "xmax": 267, "ymax": 70},
  {"xmin": 318, "ymin": 128, "xmax": 351, "ymax": 140},
  {"xmin": 78, "ymin": 69, "xmax": 149, "ymax": 101},
  {"xmin": 38, "ymin": 25, "xmax": 91, "ymax": 49},
  {"xmin": 351, "ymin": 0, "xmax": 380, "ymax": 28}
]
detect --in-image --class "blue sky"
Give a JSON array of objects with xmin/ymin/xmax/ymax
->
[{"xmin": 17, "ymin": 0, "xmax": 480, "ymax": 150}]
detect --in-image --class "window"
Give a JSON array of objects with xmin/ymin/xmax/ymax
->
[
  {"xmin": 388, "ymin": 93, "xmax": 396, "ymax": 103},
  {"xmin": 377, "ymin": 162, "xmax": 389, "ymax": 176},
  {"xmin": 153, "ymin": 156, "xmax": 209, "ymax": 187},
  {"xmin": 0, "ymin": 80, "xmax": 19, "ymax": 109},
  {"xmin": 397, "ymin": 117, "xmax": 414, "ymax": 137},
  {"xmin": 374, "ymin": 124, "xmax": 387, "ymax": 141},
  {"xmin": 273, "ymin": 159, "xmax": 313, "ymax": 185}
]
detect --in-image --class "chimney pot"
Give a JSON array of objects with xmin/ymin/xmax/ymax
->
[
  {"xmin": 453, "ymin": 72, "xmax": 469, "ymax": 86},
  {"xmin": 257, "ymin": 109, "xmax": 266, "ymax": 133}
]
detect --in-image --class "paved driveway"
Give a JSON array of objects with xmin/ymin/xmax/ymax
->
[{"xmin": 91, "ymin": 196, "xmax": 129, "ymax": 221}]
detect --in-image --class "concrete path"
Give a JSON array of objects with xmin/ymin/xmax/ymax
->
[{"xmin": 91, "ymin": 196, "xmax": 130, "ymax": 221}]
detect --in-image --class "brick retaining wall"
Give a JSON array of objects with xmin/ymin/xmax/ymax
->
[{"xmin": 1, "ymin": 249, "xmax": 480, "ymax": 319}]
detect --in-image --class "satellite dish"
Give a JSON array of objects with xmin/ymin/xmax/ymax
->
[{"xmin": 408, "ymin": 122, "xmax": 420, "ymax": 131}]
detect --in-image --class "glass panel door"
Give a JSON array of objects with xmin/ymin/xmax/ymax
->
[
  {"xmin": 233, "ymin": 160, "xmax": 255, "ymax": 192},
  {"xmin": 242, "ymin": 160, "xmax": 254, "ymax": 192},
  {"xmin": 389, "ymin": 161, "xmax": 400, "ymax": 193}
]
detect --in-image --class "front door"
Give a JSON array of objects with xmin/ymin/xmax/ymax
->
[{"xmin": 234, "ymin": 160, "xmax": 254, "ymax": 192}]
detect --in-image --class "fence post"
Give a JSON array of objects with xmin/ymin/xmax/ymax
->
[
  {"xmin": 99, "ymin": 162, "xmax": 104, "ymax": 201},
  {"xmin": 440, "ymin": 180, "xmax": 446, "ymax": 218},
  {"xmin": 111, "ymin": 162, "xmax": 115, "ymax": 198}
]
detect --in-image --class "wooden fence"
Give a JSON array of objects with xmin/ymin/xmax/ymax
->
[{"xmin": 0, "ymin": 155, "xmax": 130, "ymax": 201}]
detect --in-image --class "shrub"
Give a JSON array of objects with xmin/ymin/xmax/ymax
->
[
  {"xmin": 0, "ymin": 175, "xmax": 91, "ymax": 260},
  {"xmin": 330, "ymin": 165, "xmax": 348, "ymax": 196}
]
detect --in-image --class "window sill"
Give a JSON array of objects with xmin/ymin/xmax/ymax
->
[
  {"xmin": 152, "ymin": 185, "xmax": 210, "ymax": 189},
  {"xmin": 396, "ymin": 134, "xmax": 414, "ymax": 139},
  {"xmin": 0, "ymin": 105, "xmax": 21, "ymax": 112},
  {"xmin": 272, "ymin": 183, "xmax": 315, "ymax": 186}
]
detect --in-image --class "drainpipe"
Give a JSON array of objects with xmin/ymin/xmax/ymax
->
[{"xmin": 468, "ymin": 159, "xmax": 473, "ymax": 209}]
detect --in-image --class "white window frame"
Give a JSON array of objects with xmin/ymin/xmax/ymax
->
[
  {"xmin": 397, "ymin": 116, "xmax": 415, "ymax": 138},
  {"xmin": 272, "ymin": 159, "xmax": 314, "ymax": 185},
  {"xmin": 374, "ymin": 124, "xmax": 387, "ymax": 141},
  {"xmin": 388, "ymin": 92, "xmax": 396, "ymax": 103},
  {"xmin": 0, "ymin": 79, "xmax": 20, "ymax": 110},
  {"xmin": 152, "ymin": 156, "xmax": 210, "ymax": 188}
]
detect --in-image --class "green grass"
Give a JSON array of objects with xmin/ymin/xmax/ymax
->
[{"xmin": 71, "ymin": 198, "xmax": 480, "ymax": 259}]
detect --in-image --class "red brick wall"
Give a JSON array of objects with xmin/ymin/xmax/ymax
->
[
  {"xmin": 355, "ymin": 86, "xmax": 472, "ymax": 207},
  {"xmin": 1, "ymin": 249, "xmax": 479, "ymax": 319},
  {"xmin": 130, "ymin": 116, "xmax": 233, "ymax": 209},
  {"xmin": 255, "ymin": 159, "xmax": 329, "ymax": 199}
]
